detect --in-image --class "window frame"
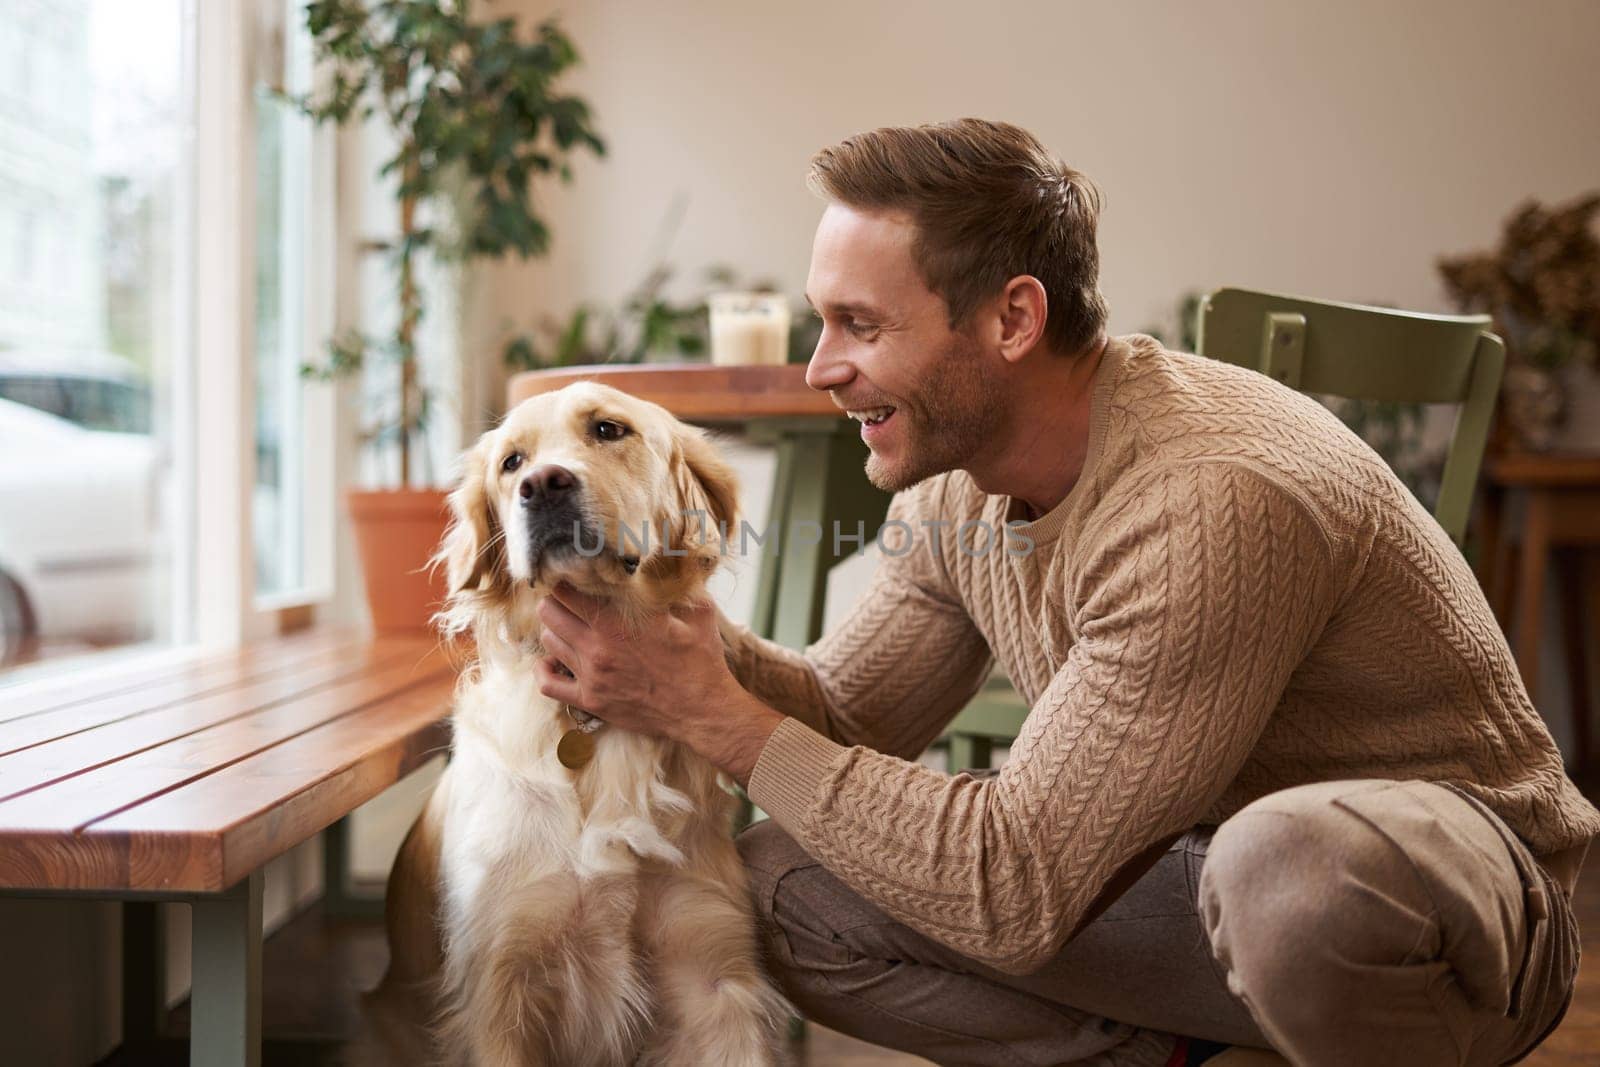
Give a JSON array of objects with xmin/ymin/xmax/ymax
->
[
  {"xmin": 250, "ymin": 0, "xmax": 338, "ymax": 614},
  {"xmin": 188, "ymin": 0, "xmax": 340, "ymax": 647}
]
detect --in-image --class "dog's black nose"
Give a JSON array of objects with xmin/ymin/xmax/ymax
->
[{"xmin": 520, "ymin": 464, "xmax": 578, "ymax": 503}]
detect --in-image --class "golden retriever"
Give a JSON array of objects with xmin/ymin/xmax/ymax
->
[{"xmin": 367, "ymin": 382, "xmax": 786, "ymax": 1067}]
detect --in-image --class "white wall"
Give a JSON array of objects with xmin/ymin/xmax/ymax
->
[
  {"xmin": 475, "ymin": 0, "xmax": 1600, "ymax": 365},
  {"xmin": 465, "ymin": 0, "xmax": 1600, "ymax": 750}
]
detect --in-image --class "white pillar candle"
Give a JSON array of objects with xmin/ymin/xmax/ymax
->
[{"xmin": 709, "ymin": 292, "xmax": 791, "ymax": 366}]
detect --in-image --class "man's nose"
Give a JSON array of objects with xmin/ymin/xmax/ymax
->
[
  {"xmin": 804, "ymin": 326, "xmax": 855, "ymax": 393},
  {"xmin": 519, "ymin": 464, "xmax": 579, "ymax": 504}
]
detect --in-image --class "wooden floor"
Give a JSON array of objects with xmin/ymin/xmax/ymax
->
[
  {"xmin": 100, "ymin": 812, "xmax": 1600, "ymax": 1066},
  {"xmin": 1528, "ymin": 841, "xmax": 1600, "ymax": 1065},
  {"xmin": 96, "ymin": 896, "xmax": 934, "ymax": 1067}
]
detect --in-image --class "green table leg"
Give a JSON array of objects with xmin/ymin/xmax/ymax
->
[
  {"xmin": 745, "ymin": 420, "xmax": 1026, "ymax": 774},
  {"xmin": 769, "ymin": 429, "xmax": 840, "ymax": 649},
  {"xmin": 946, "ymin": 733, "xmax": 994, "ymax": 774},
  {"xmin": 190, "ymin": 871, "xmax": 262, "ymax": 1067},
  {"xmin": 742, "ymin": 424, "xmax": 896, "ymax": 1042},
  {"xmin": 739, "ymin": 422, "xmax": 889, "ymax": 832},
  {"xmin": 750, "ymin": 431, "xmax": 800, "ymax": 642},
  {"xmin": 751, "ymin": 423, "xmax": 890, "ymax": 647}
]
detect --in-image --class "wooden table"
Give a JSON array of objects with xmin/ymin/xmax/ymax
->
[
  {"xmin": 0, "ymin": 631, "xmax": 455, "ymax": 1066},
  {"xmin": 1477, "ymin": 453, "xmax": 1600, "ymax": 768}
]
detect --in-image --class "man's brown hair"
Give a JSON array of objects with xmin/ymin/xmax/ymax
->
[{"xmin": 807, "ymin": 118, "xmax": 1108, "ymax": 356}]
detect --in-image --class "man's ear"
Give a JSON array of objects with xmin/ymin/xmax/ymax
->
[
  {"xmin": 668, "ymin": 426, "xmax": 740, "ymax": 552},
  {"xmin": 435, "ymin": 438, "xmax": 502, "ymax": 593},
  {"xmin": 996, "ymin": 275, "xmax": 1049, "ymax": 364}
]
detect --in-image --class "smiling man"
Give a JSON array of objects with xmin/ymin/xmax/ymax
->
[{"xmin": 533, "ymin": 119, "xmax": 1599, "ymax": 1066}]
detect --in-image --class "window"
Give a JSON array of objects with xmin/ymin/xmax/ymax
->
[
  {"xmin": 252, "ymin": 0, "xmax": 317, "ymax": 601},
  {"xmin": 0, "ymin": 0, "xmax": 192, "ymax": 671}
]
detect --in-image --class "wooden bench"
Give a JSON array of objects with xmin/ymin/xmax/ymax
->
[{"xmin": 0, "ymin": 630, "xmax": 456, "ymax": 1066}]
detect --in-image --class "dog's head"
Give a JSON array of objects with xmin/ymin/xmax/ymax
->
[{"xmin": 434, "ymin": 382, "xmax": 739, "ymax": 634}]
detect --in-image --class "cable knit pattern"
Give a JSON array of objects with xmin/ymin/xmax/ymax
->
[{"xmin": 735, "ymin": 334, "xmax": 1600, "ymax": 976}]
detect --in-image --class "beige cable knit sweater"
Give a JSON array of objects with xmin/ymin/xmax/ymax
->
[{"xmin": 727, "ymin": 334, "xmax": 1600, "ymax": 976}]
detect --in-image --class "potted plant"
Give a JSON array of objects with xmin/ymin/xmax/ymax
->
[
  {"xmin": 503, "ymin": 264, "xmax": 824, "ymax": 372},
  {"xmin": 290, "ymin": 0, "xmax": 604, "ymax": 630},
  {"xmin": 502, "ymin": 263, "xmax": 723, "ymax": 370},
  {"xmin": 1438, "ymin": 192, "xmax": 1600, "ymax": 452}
]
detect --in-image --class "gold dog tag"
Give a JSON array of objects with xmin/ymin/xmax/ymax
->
[{"xmin": 557, "ymin": 728, "xmax": 596, "ymax": 770}]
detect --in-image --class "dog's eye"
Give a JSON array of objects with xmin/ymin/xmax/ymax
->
[
  {"xmin": 501, "ymin": 452, "xmax": 523, "ymax": 474},
  {"xmin": 593, "ymin": 419, "xmax": 629, "ymax": 442}
]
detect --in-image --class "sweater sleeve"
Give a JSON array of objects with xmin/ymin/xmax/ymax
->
[
  {"xmin": 747, "ymin": 461, "xmax": 1338, "ymax": 974},
  {"xmin": 720, "ymin": 476, "xmax": 995, "ymax": 760}
]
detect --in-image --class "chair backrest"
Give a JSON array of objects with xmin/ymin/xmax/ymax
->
[{"xmin": 1195, "ymin": 287, "xmax": 1505, "ymax": 547}]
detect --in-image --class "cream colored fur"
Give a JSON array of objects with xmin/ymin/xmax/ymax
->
[{"xmin": 367, "ymin": 383, "xmax": 786, "ymax": 1067}]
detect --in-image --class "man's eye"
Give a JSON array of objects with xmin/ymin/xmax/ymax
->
[
  {"xmin": 594, "ymin": 419, "xmax": 629, "ymax": 442},
  {"xmin": 501, "ymin": 452, "xmax": 523, "ymax": 473},
  {"xmin": 848, "ymin": 321, "xmax": 880, "ymax": 339}
]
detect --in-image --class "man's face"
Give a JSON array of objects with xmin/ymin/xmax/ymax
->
[{"xmin": 804, "ymin": 204, "xmax": 1003, "ymax": 492}]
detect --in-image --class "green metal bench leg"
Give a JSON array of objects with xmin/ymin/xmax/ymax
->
[
  {"xmin": 122, "ymin": 901, "xmax": 167, "ymax": 1050},
  {"xmin": 190, "ymin": 871, "xmax": 262, "ymax": 1067},
  {"xmin": 322, "ymin": 815, "xmax": 385, "ymax": 919},
  {"xmin": 322, "ymin": 816, "xmax": 353, "ymax": 913}
]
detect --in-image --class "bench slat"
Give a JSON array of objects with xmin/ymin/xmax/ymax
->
[
  {"xmin": 0, "ymin": 632, "xmax": 461, "ymax": 893},
  {"xmin": 0, "ymin": 630, "xmax": 368, "ymax": 724},
  {"xmin": 94, "ymin": 678, "xmax": 452, "ymax": 891},
  {"xmin": 0, "ymin": 643, "xmax": 432, "ymax": 799},
  {"xmin": 0, "ymin": 677, "xmax": 450, "ymax": 892},
  {"xmin": 0, "ymin": 653, "xmax": 452, "ymax": 834},
  {"xmin": 0, "ymin": 634, "xmax": 401, "ymax": 762}
]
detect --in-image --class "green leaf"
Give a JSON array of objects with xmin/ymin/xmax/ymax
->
[
  {"xmin": 503, "ymin": 334, "xmax": 538, "ymax": 370},
  {"xmin": 555, "ymin": 306, "xmax": 591, "ymax": 366}
]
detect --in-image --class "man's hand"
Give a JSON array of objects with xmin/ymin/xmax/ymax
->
[{"xmin": 534, "ymin": 584, "xmax": 784, "ymax": 785}]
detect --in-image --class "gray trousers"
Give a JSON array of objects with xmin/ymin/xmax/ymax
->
[{"xmin": 737, "ymin": 779, "xmax": 1585, "ymax": 1067}]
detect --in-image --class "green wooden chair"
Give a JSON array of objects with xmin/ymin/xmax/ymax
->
[
  {"xmin": 937, "ymin": 287, "xmax": 1507, "ymax": 772},
  {"xmin": 1196, "ymin": 287, "xmax": 1505, "ymax": 546}
]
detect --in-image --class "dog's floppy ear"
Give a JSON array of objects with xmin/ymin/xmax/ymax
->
[
  {"xmin": 436, "ymin": 438, "xmax": 502, "ymax": 593},
  {"xmin": 668, "ymin": 425, "xmax": 739, "ymax": 553}
]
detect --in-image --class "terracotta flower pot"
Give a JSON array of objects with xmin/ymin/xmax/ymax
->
[{"xmin": 346, "ymin": 487, "xmax": 451, "ymax": 633}]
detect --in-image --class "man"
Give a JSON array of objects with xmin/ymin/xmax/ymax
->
[{"xmin": 533, "ymin": 119, "xmax": 1598, "ymax": 1066}]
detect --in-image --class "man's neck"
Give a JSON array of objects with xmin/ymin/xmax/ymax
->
[{"xmin": 969, "ymin": 334, "xmax": 1108, "ymax": 518}]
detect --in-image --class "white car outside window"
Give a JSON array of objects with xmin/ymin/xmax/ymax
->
[{"xmin": 0, "ymin": 397, "xmax": 160, "ymax": 661}]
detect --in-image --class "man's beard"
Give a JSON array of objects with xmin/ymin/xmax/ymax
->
[{"xmin": 864, "ymin": 332, "xmax": 1004, "ymax": 493}]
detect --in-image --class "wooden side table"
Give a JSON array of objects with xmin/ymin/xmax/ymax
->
[{"xmin": 1475, "ymin": 453, "xmax": 1600, "ymax": 769}]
